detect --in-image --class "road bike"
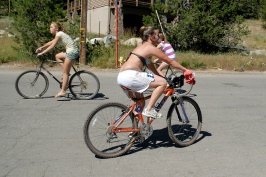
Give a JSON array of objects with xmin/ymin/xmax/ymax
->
[
  {"xmin": 83, "ymin": 69, "xmax": 202, "ymax": 158},
  {"xmin": 15, "ymin": 56, "xmax": 100, "ymax": 100}
]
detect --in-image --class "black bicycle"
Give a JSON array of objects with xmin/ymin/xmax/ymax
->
[{"xmin": 15, "ymin": 56, "xmax": 100, "ymax": 100}]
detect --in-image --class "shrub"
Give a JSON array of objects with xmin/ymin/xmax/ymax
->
[{"xmin": 143, "ymin": 0, "xmax": 250, "ymax": 52}]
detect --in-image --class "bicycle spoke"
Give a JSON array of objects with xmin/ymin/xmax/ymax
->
[
  {"xmin": 167, "ymin": 97, "xmax": 202, "ymax": 146},
  {"xmin": 15, "ymin": 70, "xmax": 48, "ymax": 98},
  {"xmin": 83, "ymin": 103, "xmax": 136, "ymax": 158},
  {"xmin": 69, "ymin": 71, "xmax": 100, "ymax": 100}
]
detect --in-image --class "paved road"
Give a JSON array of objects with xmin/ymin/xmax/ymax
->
[{"xmin": 0, "ymin": 68, "xmax": 266, "ymax": 177}]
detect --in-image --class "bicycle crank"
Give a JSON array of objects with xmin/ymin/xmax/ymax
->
[
  {"xmin": 81, "ymin": 81, "xmax": 88, "ymax": 89},
  {"xmin": 106, "ymin": 125, "xmax": 117, "ymax": 143},
  {"xmin": 139, "ymin": 124, "xmax": 153, "ymax": 139}
]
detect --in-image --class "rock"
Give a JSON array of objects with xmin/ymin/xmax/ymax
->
[{"xmin": 123, "ymin": 38, "xmax": 142, "ymax": 46}]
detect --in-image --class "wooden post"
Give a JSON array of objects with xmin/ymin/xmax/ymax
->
[
  {"xmin": 8, "ymin": 0, "xmax": 11, "ymax": 15},
  {"xmin": 79, "ymin": 0, "xmax": 87, "ymax": 64}
]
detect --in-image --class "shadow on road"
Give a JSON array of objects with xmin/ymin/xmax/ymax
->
[
  {"xmin": 29, "ymin": 92, "xmax": 109, "ymax": 101},
  {"xmin": 126, "ymin": 128, "xmax": 212, "ymax": 155},
  {"xmin": 95, "ymin": 128, "xmax": 212, "ymax": 159}
]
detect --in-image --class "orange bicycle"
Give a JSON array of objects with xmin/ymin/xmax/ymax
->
[{"xmin": 83, "ymin": 71, "xmax": 202, "ymax": 158}]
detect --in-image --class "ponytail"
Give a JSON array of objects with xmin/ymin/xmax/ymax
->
[
  {"xmin": 52, "ymin": 22, "xmax": 65, "ymax": 32},
  {"xmin": 139, "ymin": 26, "xmax": 157, "ymax": 42}
]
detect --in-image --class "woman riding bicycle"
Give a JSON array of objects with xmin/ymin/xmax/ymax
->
[
  {"xmin": 36, "ymin": 22, "xmax": 79, "ymax": 98},
  {"xmin": 117, "ymin": 26, "xmax": 195, "ymax": 119}
]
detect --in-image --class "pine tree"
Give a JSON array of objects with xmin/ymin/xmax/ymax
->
[{"xmin": 11, "ymin": 0, "xmax": 65, "ymax": 57}]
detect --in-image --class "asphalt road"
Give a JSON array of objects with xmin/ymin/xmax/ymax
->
[{"xmin": 0, "ymin": 68, "xmax": 266, "ymax": 177}]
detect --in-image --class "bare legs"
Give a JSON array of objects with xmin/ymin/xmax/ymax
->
[
  {"xmin": 55, "ymin": 52, "xmax": 73, "ymax": 97},
  {"xmin": 127, "ymin": 91, "xmax": 145, "ymax": 115},
  {"xmin": 146, "ymin": 74, "xmax": 167, "ymax": 110},
  {"xmin": 154, "ymin": 59, "xmax": 169, "ymax": 76},
  {"xmin": 55, "ymin": 52, "xmax": 65, "ymax": 67},
  {"xmin": 156, "ymin": 62, "xmax": 168, "ymax": 76}
]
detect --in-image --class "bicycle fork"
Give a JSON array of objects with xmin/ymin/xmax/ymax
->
[
  {"xmin": 174, "ymin": 97, "xmax": 190, "ymax": 123},
  {"xmin": 30, "ymin": 69, "xmax": 42, "ymax": 87}
]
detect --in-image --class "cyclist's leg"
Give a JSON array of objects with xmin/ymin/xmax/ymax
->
[
  {"xmin": 127, "ymin": 91, "xmax": 145, "ymax": 114},
  {"xmin": 55, "ymin": 58, "xmax": 73, "ymax": 97},
  {"xmin": 146, "ymin": 74, "xmax": 167, "ymax": 110},
  {"xmin": 157, "ymin": 62, "xmax": 168, "ymax": 76},
  {"xmin": 153, "ymin": 58, "xmax": 162, "ymax": 68},
  {"xmin": 55, "ymin": 52, "xmax": 66, "ymax": 68}
]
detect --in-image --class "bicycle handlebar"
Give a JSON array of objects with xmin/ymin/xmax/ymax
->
[{"xmin": 165, "ymin": 73, "xmax": 194, "ymax": 96}]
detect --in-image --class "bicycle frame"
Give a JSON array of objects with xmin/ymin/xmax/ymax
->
[
  {"xmin": 36, "ymin": 58, "xmax": 80, "ymax": 85},
  {"xmin": 111, "ymin": 86, "xmax": 179, "ymax": 134}
]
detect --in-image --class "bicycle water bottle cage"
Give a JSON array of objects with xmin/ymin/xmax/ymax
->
[{"xmin": 171, "ymin": 75, "xmax": 185, "ymax": 88}]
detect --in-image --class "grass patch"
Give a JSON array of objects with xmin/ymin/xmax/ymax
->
[{"xmin": 1, "ymin": 16, "xmax": 266, "ymax": 71}]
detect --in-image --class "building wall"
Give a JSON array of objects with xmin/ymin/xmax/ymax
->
[
  {"xmin": 87, "ymin": 6, "xmax": 151, "ymax": 36},
  {"xmin": 68, "ymin": 1, "xmax": 154, "ymax": 35},
  {"xmin": 88, "ymin": 0, "xmax": 108, "ymax": 10},
  {"xmin": 87, "ymin": 6, "xmax": 124, "ymax": 36},
  {"xmin": 87, "ymin": 6, "xmax": 111, "ymax": 35}
]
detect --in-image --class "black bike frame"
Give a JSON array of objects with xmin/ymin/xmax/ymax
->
[{"xmin": 37, "ymin": 58, "xmax": 79, "ymax": 85}]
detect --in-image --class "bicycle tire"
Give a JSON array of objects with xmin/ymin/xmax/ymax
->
[
  {"xmin": 69, "ymin": 70, "xmax": 100, "ymax": 100},
  {"xmin": 83, "ymin": 102, "xmax": 137, "ymax": 158},
  {"xmin": 167, "ymin": 96, "xmax": 202, "ymax": 146},
  {"xmin": 15, "ymin": 70, "xmax": 49, "ymax": 99}
]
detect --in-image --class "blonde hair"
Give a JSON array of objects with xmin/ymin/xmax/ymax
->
[
  {"xmin": 51, "ymin": 22, "xmax": 65, "ymax": 32},
  {"xmin": 139, "ymin": 26, "xmax": 157, "ymax": 42}
]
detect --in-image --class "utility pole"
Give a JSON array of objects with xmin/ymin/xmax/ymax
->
[
  {"xmin": 8, "ymin": 0, "xmax": 11, "ymax": 15},
  {"xmin": 80, "ymin": 0, "xmax": 87, "ymax": 64}
]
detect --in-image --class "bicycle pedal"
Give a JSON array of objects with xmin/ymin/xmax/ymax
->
[
  {"xmin": 111, "ymin": 133, "xmax": 118, "ymax": 139},
  {"xmin": 128, "ymin": 132, "xmax": 138, "ymax": 138}
]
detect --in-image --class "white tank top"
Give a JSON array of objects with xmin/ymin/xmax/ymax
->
[{"xmin": 56, "ymin": 31, "xmax": 78, "ymax": 53}]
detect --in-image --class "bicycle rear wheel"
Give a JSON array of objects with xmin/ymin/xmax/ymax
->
[
  {"xmin": 15, "ymin": 70, "xmax": 49, "ymax": 99},
  {"xmin": 167, "ymin": 96, "xmax": 202, "ymax": 146},
  {"xmin": 83, "ymin": 102, "xmax": 137, "ymax": 158},
  {"xmin": 69, "ymin": 70, "xmax": 100, "ymax": 100}
]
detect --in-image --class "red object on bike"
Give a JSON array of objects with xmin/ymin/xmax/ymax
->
[{"xmin": 184, "ymin": 70, "xmax": 196, "ymax": 85}]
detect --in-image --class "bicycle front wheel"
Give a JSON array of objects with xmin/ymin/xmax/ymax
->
[
  {"xmin": 83, "ymin": 102, "xmax": 137, "ymax": 158},
  {"xmin": 69, "ymin": 70, "xmax": 100, "ymax": 100},
  {"xmin": 15, "ymin": 70, "xmax": 49, "ymax": 99},
  {"xmin": 167, "ymin": 96, "xmax": 202, "ymax": 146}
]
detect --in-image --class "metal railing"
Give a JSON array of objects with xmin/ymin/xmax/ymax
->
[
  {"xmin": 67, "ymin": 0, "xmax": 82, "ymax": 13},
  {"xmin": 67, "ymin": 0, "xmax": 156, "ymax": 14},
  {"xmin": 109, "ymin": 0, "xmax": 155, "ymax": 7}
]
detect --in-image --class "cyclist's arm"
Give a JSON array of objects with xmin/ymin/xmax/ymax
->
[
  {"xmin": 38, "ymin": 36, "xmax": 60, "ymax": 56},
  {"xmin": 157, "ymin": 43, "xmax": 162, "ymax": 49},
  {"xmin": 36, "ymin": 40, "xmax": 53, "ymax": 52}
]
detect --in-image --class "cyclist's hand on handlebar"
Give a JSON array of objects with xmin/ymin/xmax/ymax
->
[
  {"xmin": 184, "ymin": 69, "xmax": 196, "ymax": 85},
  {"xmin": 35, "ymin": 48, "xmax": 42, "ymax": 53},
  {"xmin": 36, "ymin": 52, "xmax": 43, "ymax": 57}
]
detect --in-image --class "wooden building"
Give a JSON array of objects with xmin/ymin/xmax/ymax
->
[{"xmin": 67, "ymin": 0, "xmax": 158, "ymax": 36}]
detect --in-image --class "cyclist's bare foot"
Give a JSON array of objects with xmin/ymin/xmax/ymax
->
[{"xmin": 55, "ymin": 92, "xmax": 66, "ymax": 98}]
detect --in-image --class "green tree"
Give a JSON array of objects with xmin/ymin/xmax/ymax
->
[
  {"xmin": 260, "ymin": 0, "xmax": 266, "ymax": 28},
  {"xmin": 0, "ymin": 0, "xmax": 9, "ymax": 15},
  {"xmin": 144, "ymin": 0, "xmax": 250, "ymax": 52},
  {"xmin": 11, "ymin": 0, "xmax": 66, "ymax": 57},
  {"xmin": 236, "ymin": 0, "xmax": 263, "ymax": 19}
]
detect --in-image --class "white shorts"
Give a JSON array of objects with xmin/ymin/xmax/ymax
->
[{"xmin": 117, "ymin": 70, "xmax": 155, "ymax": 93}]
